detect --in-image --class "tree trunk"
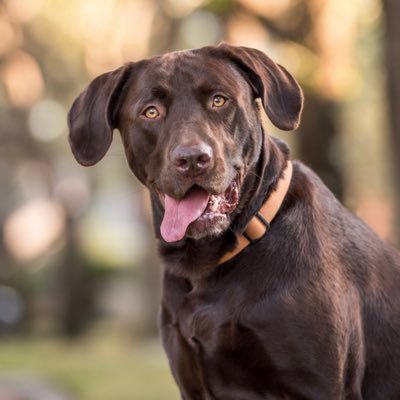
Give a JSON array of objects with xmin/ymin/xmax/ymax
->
[
  {"xmin": 382, "ymin": 0, "xmax": 400, "ymax": 244},
  {"xmin": 298, "ymin": 93, "xmax": 343, "ymax": 200}
]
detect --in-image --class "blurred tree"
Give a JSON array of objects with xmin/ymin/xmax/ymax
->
[
  {"xmin": 382, "ymin": 0, "xmax": 400, "ymax": 244},
  {"xmin": 0, "ymin": 2, "xmax": 93, "ymax": 337},
  {"xmin": 53, "ymin": 217, "xmax": 94, "ymax": 337},
  {"xmin": 236, "ymin": 0, "xmax": 346, "ymax": 199}
]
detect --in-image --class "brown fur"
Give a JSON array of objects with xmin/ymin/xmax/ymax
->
[{"xmin": 68, "ymin": 44, "xmax": 400, "ymax": 399}]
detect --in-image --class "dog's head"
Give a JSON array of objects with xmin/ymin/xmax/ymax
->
[{"xmin": 68, "ymin": 44, "xmax": 303, "ymax": 243}]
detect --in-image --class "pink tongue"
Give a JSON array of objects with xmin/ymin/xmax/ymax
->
[{"xmin": 160, "ymin": 187, "xmax": 209, "ymax": 242}]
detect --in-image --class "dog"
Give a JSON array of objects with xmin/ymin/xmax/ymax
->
[{"xmin": 68, "ymin": 44, "xmax": 400, "ymax": 399}]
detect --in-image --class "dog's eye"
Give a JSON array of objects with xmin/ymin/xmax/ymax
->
[
  {"xmin": 212, "ymin": 95, "xmax": 226, "ymax": 108},
  {"xmin": 143, "ymin": 106, "xmax": 160, "ymax": 119}
]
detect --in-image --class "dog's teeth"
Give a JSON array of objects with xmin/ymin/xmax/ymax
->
[{"xmin": 208, "ymin": 197, "xmax": 219, "ymax": 212}]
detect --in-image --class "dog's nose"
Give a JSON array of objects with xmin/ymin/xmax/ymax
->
[{"xmin": 172, "ymin": 143, "xmax": 213, "ymax": 174}]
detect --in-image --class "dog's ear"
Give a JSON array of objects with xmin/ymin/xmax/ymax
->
[
  {"xmin": 68, "ymin": 63, "xmax": 135, "ymax": 166},
  {"xmin": 217, "ymin": 44, "xmax": 303, "ymax": 131}
]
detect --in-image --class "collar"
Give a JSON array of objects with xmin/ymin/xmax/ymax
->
[{"xmin": 218, "ymin": 160, "xmax": 293, "ymax": 264}]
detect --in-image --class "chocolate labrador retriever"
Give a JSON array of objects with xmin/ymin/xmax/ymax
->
[{"xmin": 68, "ymin": 44, "xmax": 400, "ymax": 399}]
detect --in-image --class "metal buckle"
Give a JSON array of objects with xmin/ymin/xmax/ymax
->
[
  {"xmin": 243, "ymin": 213, "xmax": 270, "ymax": 245},
  {"xmin": 256, "ymin": 212, "xmax": 271, "ymax": 230}
]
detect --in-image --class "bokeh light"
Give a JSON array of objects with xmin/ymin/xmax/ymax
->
[
  {"xmin": 180, "ymin": 10, "xmax": 223, "ymax": 48},
  {"xmin": 0, "ymin": 17, "xmax": 20, "ymax": 56},
  {"xmin": 163, "ymin": 0, "xmax": 204, "ymax": 18},
  {"xmin": 1, "ymin": 51, "xmax": 44, "ymax": 108},
  {"xmin": 3, "ymin": 198, "xmax": 66, "ymax": 263},
  {"xmin": 5, "ymin": 0, "xmax": 45, "ymax": 23},
  {"xmin": 28, "ymin": 99, "xmax": 67, "ymax": 142}
]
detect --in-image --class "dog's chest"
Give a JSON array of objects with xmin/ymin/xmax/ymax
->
[
  {"xmin": 160, "ymin": 272, "xmax": 356, "ymax": 399},
  {"xmin": 160, "ymin": 281, "xmax": 292, "ymax": 398},
  {"xmin": 163, "ymin": 287, "xmax": 238, "ymax": 352}
]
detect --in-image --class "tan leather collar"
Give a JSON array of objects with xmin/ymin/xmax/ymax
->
[{"xmin": 219, "ymin": 160, "xmax": 293, "ymax": 264}]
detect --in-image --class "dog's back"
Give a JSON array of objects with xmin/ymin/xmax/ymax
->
[{"xmin": 291, "ymin": 162, "xmax": 400, "ymax": 398}]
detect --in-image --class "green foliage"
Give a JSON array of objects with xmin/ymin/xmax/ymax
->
[{"xmin": 205, "ymin": 0, "xmax": 235, "ymax": 14}]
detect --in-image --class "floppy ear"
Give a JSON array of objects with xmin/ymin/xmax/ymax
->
[
  {"xmin": 217, "ymin": 44, "xmax": 303, "ymax": 131},
  {"xmin": 68, "ymin": 63, "xmax": 135, "ymax": 166}
]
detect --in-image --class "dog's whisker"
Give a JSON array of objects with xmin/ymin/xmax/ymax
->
[{"xmin": 246, "ymin": 171, "xmax": 262, "ymax": 179}]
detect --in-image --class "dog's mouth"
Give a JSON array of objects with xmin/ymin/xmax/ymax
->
[{"xmin": 159, "ymin": 179, "xmax": 239, "ymax": 243}]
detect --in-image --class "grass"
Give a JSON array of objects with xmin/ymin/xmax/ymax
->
[{"xmin": 0, "ymin": 334, "xmax": 180, "ymax": 400}]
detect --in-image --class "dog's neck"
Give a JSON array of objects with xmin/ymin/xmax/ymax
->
[
  {"xmin": 231, "ymin": 136, "xmax": 289, "ymax": 235},
  {"xmin": 219, "ymin": 158, "xmax": 293, "ymax": 264},
  {"xmin": 152, "ymin": 136, "xmax": 290, "ymax": 282}
]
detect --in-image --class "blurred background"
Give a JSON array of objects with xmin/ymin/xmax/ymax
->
[{"xmin": 0, "ymin": 0, "xmax": 399, "ymax": 398}]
